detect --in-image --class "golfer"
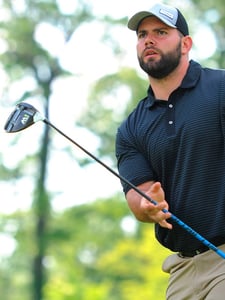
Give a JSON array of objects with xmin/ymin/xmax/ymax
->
[{"xmin": 116, "ymin": 3, "xmax": 225, "ymax": 299}]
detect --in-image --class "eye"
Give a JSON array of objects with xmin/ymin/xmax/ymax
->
[
  {"xmin": 156, "ymin": 29, "xmax": 167, "ymax": 36},
  {"xmin": 137, "ymin": 31, "xmax": 147, "ymax": 39}
]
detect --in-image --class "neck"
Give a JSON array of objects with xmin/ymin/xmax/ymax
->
[{"xmin": 149, "ymin": 59, "xmax": 190, "ymax": 100}]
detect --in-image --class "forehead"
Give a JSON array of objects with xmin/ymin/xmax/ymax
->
[{"xmin": 137, "ymin": 16, "xmax": 171, "ymax": 32}]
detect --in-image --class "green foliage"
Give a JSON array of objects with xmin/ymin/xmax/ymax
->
[
  {"xmin": 0, "ymin": 212, "xmax": 35, "ymax": 299},
  {"xmin": 0, "ymin": 197, "xmax": 171, "ymax": 300},
  {"xmin": 78, "ymin": 67, "xmax": 148, "ymax": 160},
  {"xmin": 43, "ymin": 196, "xmax": 172, "ymax": 300}
]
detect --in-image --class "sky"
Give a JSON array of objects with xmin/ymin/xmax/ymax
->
[{"xmin": 0, "ymin": 0, "xmax": 218, "ymax": 255}]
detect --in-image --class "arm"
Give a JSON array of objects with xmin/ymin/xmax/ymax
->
[{"xmin": 126, "ymin": 181, "xmax": 172, "ymax": 229}]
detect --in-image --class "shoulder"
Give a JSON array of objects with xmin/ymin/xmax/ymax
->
[
  {"xmin": 187, "ymin": 60, "xmax": 225, "ymax": 91},
  {"xmin": 116, "ymin": 96, "xmax": 149, "ymax": 147},
  {"xmin": 200, "ymin": 65, "xmax": 225, "ymax": 93},
  {"xmin": 193, "ymin": 60, "xmax": 225, "ymax": 79},
  {"xmin": 117, "ymin": 97, "xmax": 149, "ymax": 134}
]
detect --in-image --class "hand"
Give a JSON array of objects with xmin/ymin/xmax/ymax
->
[{"xmin": 141, "ymin": 182, "xmax": 172, "ymax": 229}]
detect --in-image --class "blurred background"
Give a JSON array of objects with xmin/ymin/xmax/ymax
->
[{"xmin": 0, "ymin": 0, "xmax": 223, "ymax": 299}]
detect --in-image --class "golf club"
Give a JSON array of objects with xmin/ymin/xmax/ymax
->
[{"xmin": 4, "ymin": 102, "xmax": 225, "ymax": 259}]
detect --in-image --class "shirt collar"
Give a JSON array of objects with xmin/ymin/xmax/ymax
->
[{"xmin": 145, "ymin": 60, "xmax": 201, "ymax": 109}]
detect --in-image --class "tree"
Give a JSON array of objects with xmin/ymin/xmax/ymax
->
[
  {"xmin": 191, "ymin": 0, "xmax": 225, "ymax": 67},
  {"xmin": 0, "ymin": 1, "xmax": 94, "ymax": 299}
]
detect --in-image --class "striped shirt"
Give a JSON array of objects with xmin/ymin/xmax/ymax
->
[{"xmin": 116, "ymin": 60, "xmax": 225, "ymax": 252}]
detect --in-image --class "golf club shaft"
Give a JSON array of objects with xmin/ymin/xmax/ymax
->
[{"xmin": 43, "ymin": 118, "xmax": 225, "ymax": 259}]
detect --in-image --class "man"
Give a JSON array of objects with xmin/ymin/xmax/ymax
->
[{"xmin": 116, "ymin": 3, "xmax": 225, "ymax": 299}]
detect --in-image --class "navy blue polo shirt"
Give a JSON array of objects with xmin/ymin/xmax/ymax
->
[{"xmin": 116, "ymin": 60, "xmax": 225, "ymax": 252}]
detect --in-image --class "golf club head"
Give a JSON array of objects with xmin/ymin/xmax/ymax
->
[{"xmin": 4, "ymin": 102, "xmax": 45, "ymax": 133}]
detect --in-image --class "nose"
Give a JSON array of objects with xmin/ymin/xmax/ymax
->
[{"xmin": 145, "ymin": 34, "xmax": 156, "ymax": 46}]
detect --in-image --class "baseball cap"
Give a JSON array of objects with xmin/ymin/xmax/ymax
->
[{"xmin": 127, "ymin": 3, "xmax": 189, "ymax": 36}]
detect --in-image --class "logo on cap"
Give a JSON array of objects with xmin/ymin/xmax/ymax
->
[{"xmin": 159, "ymin": 9, "xmax": 174, "ymax": 20}]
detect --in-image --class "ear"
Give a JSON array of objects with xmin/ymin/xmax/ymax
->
[{"xmin": 182, "ymin": 36, "xmax": 193, "ymax": 54}]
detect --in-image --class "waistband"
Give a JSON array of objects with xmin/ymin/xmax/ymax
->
[{"xmin": 178, "ymin": 236, "xmax": 225, "ymax": 258}]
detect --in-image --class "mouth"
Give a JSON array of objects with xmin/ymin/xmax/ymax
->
[{"xmin": 143, "ymin": 48, "xmax": 159, "ymax": 59}]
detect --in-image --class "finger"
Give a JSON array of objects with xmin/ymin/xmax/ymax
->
[
  {"xmin": 159, "ymin": 219, "xmax": 173, "ymax": 230},
  {"xmin": 150, "ymin": 181, "xmax": 162, "ymax": 193}
]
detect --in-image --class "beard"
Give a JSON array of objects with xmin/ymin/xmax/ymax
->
[{"xmin": 138, "ymin": 40, "xmax": 182, "ymax": 79}]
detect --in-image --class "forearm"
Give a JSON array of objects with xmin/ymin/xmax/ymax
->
[{"xmin": 126, "ymin": 181, "xmax": 155, "ymax": 222}]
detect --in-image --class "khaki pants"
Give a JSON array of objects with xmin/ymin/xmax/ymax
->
[{"xmin": 162, "ymin": 244, "xmax": 225, "ymax": 300}]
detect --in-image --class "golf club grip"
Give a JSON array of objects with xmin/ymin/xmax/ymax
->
[{"xmin": 44, "ymin": 119, "xmax": 225, "ymax": 259}]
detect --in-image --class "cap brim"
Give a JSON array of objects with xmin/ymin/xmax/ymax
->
[{"xmin": 127, "ymin": 11, "xmax": 177, "ymax": 31}]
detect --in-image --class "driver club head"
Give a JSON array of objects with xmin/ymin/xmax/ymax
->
[{"xmin": 4, "ymin": 102, "xmax": 45, "ymax": 133}]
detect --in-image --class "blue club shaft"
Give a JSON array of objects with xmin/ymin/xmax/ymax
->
[
  {"xmin": 160, "ymin": 206, "xmax": 225, "ymax": 259},
  {"xmin": 169, "ymin": 214, "xmax": 225, "ymax": 259}
]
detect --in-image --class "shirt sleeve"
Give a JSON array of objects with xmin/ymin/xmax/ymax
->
[{"xmin": 115, "ymin": 125, "xmax": 155, "ymax": 195}]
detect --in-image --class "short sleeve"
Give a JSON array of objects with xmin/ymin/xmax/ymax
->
[{"xmin": 115, "ymin": 126, "xmax": 155, "ymax": 194}]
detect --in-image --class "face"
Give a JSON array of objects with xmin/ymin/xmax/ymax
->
[{"xmin": 136, "ymin": 16, "xmax": 183, "ymax": 79}]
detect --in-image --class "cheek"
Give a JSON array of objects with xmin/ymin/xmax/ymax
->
[{"xmin": 136, "ymin": 42, "xmax": 143, "ymax": 55}]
